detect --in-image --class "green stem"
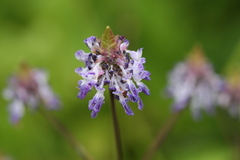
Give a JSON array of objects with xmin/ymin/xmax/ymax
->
[
  {"xmin": 39, "ymin": 109, "xmax": 94, "ymax": 160},
  {"xmin": 109, "ymin": 91, "xmax": 123, "ymax": 160},
  {"xmin": 141, "ymin": 112, "xmax": 181, "ymax": 160},
  {"xmin": 215, "ymin": 110, "xmax": 240, "ymax": 160}
]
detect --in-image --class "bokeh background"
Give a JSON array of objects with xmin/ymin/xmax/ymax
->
[{"xmin": 1, "ymin": 0, "xmax": 240, "ymax": 160}]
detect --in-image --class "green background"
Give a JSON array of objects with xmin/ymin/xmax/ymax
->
[{"xmin": 1, "ymin": 0, "xmax": 240, "ymax": 159}]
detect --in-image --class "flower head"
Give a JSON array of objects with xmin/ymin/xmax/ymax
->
[
  {"xmin": 75, "ymin": 26, "xmax": 150, "ymax": 118},
  {"xmin": 166, "ymin": 45, "xmax": 223, "ymax": 118},
  {"xmin": 2, "ymin": 63, "xmax": 61, "ymax": 124}
]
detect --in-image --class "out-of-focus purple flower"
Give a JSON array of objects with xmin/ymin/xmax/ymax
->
[
  {"xmin": 218, "ymin": 70, "xmax": 240, "ymax": 117},
  {"xmin": 75, "ymin": 26, "xmax": 150, "ymax": 118},
  {"xmin": 166, "ymin": 45, "xmax": 223, "ymax": 118},
  {"xmin": 2, "ymin": 63, "xmax": 61, "ymax": 124}
]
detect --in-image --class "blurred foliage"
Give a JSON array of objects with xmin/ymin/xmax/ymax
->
[{"xmin": 1, "ymin": 0, "xmax": 240, "ymax": 160}]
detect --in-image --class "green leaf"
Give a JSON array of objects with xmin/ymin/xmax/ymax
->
[{"xmin": 101, "ymin": 26, "xmax": 117, "ymax": 51}]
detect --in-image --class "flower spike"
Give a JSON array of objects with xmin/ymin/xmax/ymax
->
[{"xmin": 75, "ymin": 26, "xmax": 150, "ymax": 118}]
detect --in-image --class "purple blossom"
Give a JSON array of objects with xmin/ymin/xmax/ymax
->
[
  {"xmin": 75, "ymin": 26, "xmax": 150, "ymax": 118},
  {"xmin": 166, "ymin": 45, "xmax": 223, "ymax": 119},
  {"xmin": 2, "ymin": 63, "xmax": 61, "ymax": 124}
]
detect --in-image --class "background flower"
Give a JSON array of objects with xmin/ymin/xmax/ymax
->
[
  {"xmin": 3, "ymin": 63, "xmax": 61, "ymax": 124},
  {"xmin": 166, "ymin": 45, "xmax": 223, "ymax": 118}
]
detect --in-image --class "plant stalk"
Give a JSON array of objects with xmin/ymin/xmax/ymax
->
[
  {"xmin": 141, "ymin": 112, "xmax": 181, "ymax": 160},
  {"xmin": 39, "ymin": 109, "xmax": 94, "ymax": 160},
  {"xmin": 109, "ymin": 91, "xmax": 123, "ymax": 160}
]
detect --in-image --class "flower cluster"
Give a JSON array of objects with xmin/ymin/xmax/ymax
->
[
  {"xmin": 75, "ymin": 26, "xmax": 150, "ymax": 118},
  {"xmin": 3, "ymin": 63, "xmax": 61, "ymax": 124},
  {"xmin": 166, "ymin": 46, "xmax": 223, "ymax": 118}
]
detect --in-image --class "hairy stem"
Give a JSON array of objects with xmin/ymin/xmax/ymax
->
[
  {"xmin": 141, "ymin": 112, "xmax": 181, "ymax": 160},
  {"xmin": 39, "ymin": 109, "xmax": 94, "ymax": 160},
  {"xmin": 109, "ymin": 91, "xmax": 123, "ymax": 160}
]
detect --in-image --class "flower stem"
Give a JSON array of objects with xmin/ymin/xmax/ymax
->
[
  {"xmin": 39, "ymin": 108, "xmax": 94, "ymax": 160},
  {"xmin": 141, "ymin": 112, "xmax": 181, "ymax": 160},
  {"xmin": 109, "ymin": 91, "xmax": 123, "ymax": 160},
  {"xmin": 215, "ymin": 110, "xmax": 240, "ymax": 160}
]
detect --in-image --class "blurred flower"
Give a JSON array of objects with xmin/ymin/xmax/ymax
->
[
  {"xmin": 75, "ymin": 26, "xmax": 150, "ymax": 118},
  {"xmin": 0, "ymin": 152, "xmax": 13, "ymax": 160},
  {"xmin": 2, "ymin": 63, "xmax": 61, "ymax": 124},
  {"xmin": 166, "ymin": 45, "xmax": 223, "ymax": 118},
  {"xmin": 0, "ymin": 153, "xmax": 13, "ymax": 160},
  {"xmin": 218, "ymin": 69, "xmax": 240, "ymax": 117}
]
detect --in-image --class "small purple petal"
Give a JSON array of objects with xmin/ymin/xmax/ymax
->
[
  {"xmin": 139, "ymin": 71, "xmax": 151, "ymax": 80},
  {"xmin": 84, "ymin": 36, "xmax": 97, "ymax": 49},
  {"xmin": 88, "ymin": 72, "xmax": 95, "ymax": 75},
  {"xmin": 144, "ymin": 76, "xmax": 151, "ymax": 81},
  {"xmin": 138, "ymin": 82, "xmax": 150, "ymax": 95},
  {"xmin": 91, "ymin": 110, "xmax": 98, "ymax": 118},
  {"xmin": 85, "ymin": 60, "xmax": 92, "ymax": 69},
  {"xmin": 124, "ymin": 39, "xmax": 129, "ymax": 44},
  {"xmin": 128, "ymin": 48, "xmax": 143, "ymax": 61},
  {"xmin": 78, "ymin": 80, "xmax": 82, "ymax": 86},
  {"xmin": 128, "ymin": 81, "xmax": 138, "ymax": 97},
  {"xmin": 138, "ymin": 63, "xmax": 144, "ymax": 70},
  {"xmin": 88, "ymin": 97, "xmax": 97, "ymax": 110},
  {"xmin": 125, "ymin": 54, "xmax": 130, "ymax": 62},
  {"xmin": 104, "ymin": 80, "xmax": 110, "ymax": 85},
  {"xmin": 120, "ymin": 41, "xmax": 129, "ymax": 51},
  {"xmin": 84, "ymin": 36, "xmax": 96, "ymax": 44},
  {"xmin": 124, "ymin": 62, "xmax": 129, "ymax": 69},
  {"xmin": 92, "ymin": 54, "xmax": 97, "ymax": 62},
  {"xmin": 75, "ymin": 67, "xmax": 83, "ymax": 74},
  {"xmin": 75, "ymin": 50, "xmax": 89, "ymax": 62},
  {"xmin": 95, "ymin": 101, "xmax": 103, "ymax": 111},
  {"xmin": 88, "ymin": 96, "xmax": 104, "ymax": 111},
  {"xmin": 78, "ymin": 81, "xmax": 95, "ymax": 99},
  {"xmin": 88, "ymin": 88, "xmax": 105, "ymax": 117},
  {"xmin": 140, "ymin": 58, "xmax": 146, "ymax": 64},
  {"xmin": 127, "ymin": 92, "xmax": 138, "ymax": 102},
  {"xmin": 120, "ymin": 98, "xmax": 134, "ymax": 115},
  {"xmin": 137, "ymin": 98, "xmax": 144, "ymax": 110},
  {"xmin": 109, "ymin": 86, "xmax": 116, "ymax": 91}
]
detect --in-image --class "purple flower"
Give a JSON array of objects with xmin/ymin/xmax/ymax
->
[
  {"xmin": 2, "ymin": 63, "xmax": 61, "ymax": 124},
  {"xmin": 75, "ymin": 26, "xmax": 150, "ymax": 118},
  {"xmin": 166, "ymin": 45, "xmax": 222, "ymax": 119}
]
